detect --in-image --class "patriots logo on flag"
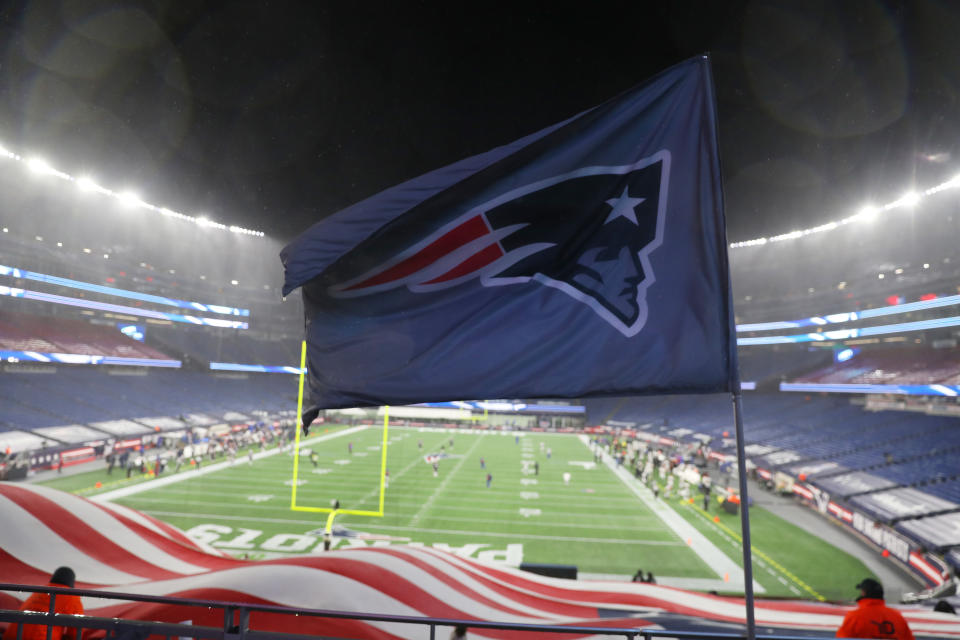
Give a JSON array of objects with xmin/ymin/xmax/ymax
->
[{"xmin": 328, "ymin": 152, "xmax": 669, "ymax": 337}]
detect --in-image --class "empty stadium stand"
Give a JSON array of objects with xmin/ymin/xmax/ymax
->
[
  {"xmin": 0, "ymin": 367, "xmax": 298, "ymax": 444},
  {"xmin": 585, "ymin": 393, "xmax": 960, "ymax": 510},
  {"xmin": 795, "ymin": 347, "xmax": 960, "ymax": 386},
  {"xmin": 147, "ymin": 324, "xmax": 299, "ymax": 366},
  {"xmin": 584, "ymin": 392, "xmax": 960, "ymax": 580},
  {"xmin": 0, "ymin": 310, "xmax": 172, "ymax": 361}
]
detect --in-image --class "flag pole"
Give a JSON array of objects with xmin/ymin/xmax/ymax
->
[
  {"xmin": 702, "ymin": 51, "xmax": 756, "ymax": 640},
  {"xmin": 731, "ymin": 390, "xmax": 756, "ymax": 640}
]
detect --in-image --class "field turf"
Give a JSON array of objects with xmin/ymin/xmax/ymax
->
[{"xmin": 39, "ymin": 424, "xmax": 870, "ymax": 601}]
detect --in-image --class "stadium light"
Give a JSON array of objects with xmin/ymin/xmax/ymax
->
[
  {"xmin": 731, "ymin": 171, "xmax": 960, "ymax": 248},
  {"xmin": 28, "ymin": 157, "xmax": 55, "ymax": 175},
  {"xmin": 76, "ymin": 176, "xmax": 108, "ymax": 194},
  {"xmin": 895, "ymin": 191, "xmax": 921, "ymax": 208},
  {"xmin": 0, "ymin": 136, "xmax": 266, "ymax": 238},
  {"xmin": 855, "ymin": 205, "xmax": 878, "ymax": 222},
  {"xmin": 878, "ymin": 273, "xmax": 885, "ymax": 279},
  {"xmin": 118, "ymin": 191, "xmax": 141, "ymax": 208},
  {"xmin": 924, "ymin": 263, "xmax": 930, "ymax": 269}
]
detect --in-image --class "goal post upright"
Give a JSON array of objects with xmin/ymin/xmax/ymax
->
[
  {"xmin": 290, "ymin": 340, "xmax": 307, "ymax": 510},
  {"xmin": 289, "ymin": 340, "xmax": 389, "ymax": 517},
  {"xmin": 377, "ymin": 406, "xmax": 389, "ymax": 515}
]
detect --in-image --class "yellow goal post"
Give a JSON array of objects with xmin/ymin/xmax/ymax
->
[{"xmin": 289, "ymin": 340, "xmax": 389, "ymax": 517}]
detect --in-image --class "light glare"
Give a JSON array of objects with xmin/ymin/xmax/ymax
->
[
  {"xmin": 899, "ymin": 191, "xmax": 921, "ymax": 208},
  {"xmin": 118, "ymin": 191, "xmax": 141, "ymax": 207},
  {"xmin": 28, "ymin": 158, "xmax": 54, "ymax": 175},
  {"xmin": 77, "ymin": 177, "xmax": 97, "ymax": 191}
]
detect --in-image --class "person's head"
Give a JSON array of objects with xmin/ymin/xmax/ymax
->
[
  {"xmin": 50, "ymin": 567, "xmax": 75, "ymax": 588},
  {"xmin": 856, "ymin": 578, "xmax": 884, "ymax": 600}
]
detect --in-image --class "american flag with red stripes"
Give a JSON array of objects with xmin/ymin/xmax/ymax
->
[{"xmin": 2, "ymin": 482, "xmax": 959, "ymax": 639}]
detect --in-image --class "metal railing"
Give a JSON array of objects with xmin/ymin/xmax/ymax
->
[{"xmin": 0, "ymin": 583, "xmax": 830, "ymax": 640}]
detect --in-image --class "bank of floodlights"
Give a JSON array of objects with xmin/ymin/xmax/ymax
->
[
  {"xmin": 0, "ymin": 140, "xmax": 265, "ymax": 238},
  {"xmin": 730, "ymin": 173, "xmax": 960, "ymax": 249}
]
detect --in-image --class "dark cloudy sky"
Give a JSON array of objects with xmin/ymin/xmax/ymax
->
[{"xmin": 2, "ymin": 0, "xmax": 959, "ymax": 244}]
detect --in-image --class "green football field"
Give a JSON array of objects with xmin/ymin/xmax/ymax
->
[{"xmin": 40, "ymin": 424, "xmax": 870, "ymax": 602}]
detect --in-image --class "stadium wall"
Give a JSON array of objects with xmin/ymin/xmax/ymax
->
[{"xmin": 787, "ymin": 481, "xmax": 953, "ymax": 587}]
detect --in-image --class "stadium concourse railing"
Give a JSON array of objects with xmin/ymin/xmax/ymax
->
[{"xmin": 0, "ymin": 584, "xmax": 833, "ymax": 640}]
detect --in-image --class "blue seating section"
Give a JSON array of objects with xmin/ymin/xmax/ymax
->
[
  {"xmin": 922, "ymin": 479, "xmax": 960, "ymax": 505},
  {"xmin": 148, "ymin": 325, "xmax": 300, "ymax": 366},
  {"xmin": 0, "ymin": 368, "xmax": 298, "ymax": 436},
  {"xmin": 585, "ymin": 393, "xmax": 960, "ymax": 512},
  {"xmin": 738, "ymin": 348, "xmax": 831, "ymax": 383}
]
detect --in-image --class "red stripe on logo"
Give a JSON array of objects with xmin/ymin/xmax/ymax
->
[
  {"xmin": 344, "ymin": 215, "xmax": 488, "ymax": 291},
  {"xmin": 424, "ymin": 243, "xmax": 505, "ymax": 285}
]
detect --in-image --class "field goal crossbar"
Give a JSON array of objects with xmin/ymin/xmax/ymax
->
[{"xmin": 288, "ymin": 341, "xmax": 389, "ymax": 517}]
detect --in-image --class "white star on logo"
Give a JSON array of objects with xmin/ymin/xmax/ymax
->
[{"xmin": 604, "ymin": 187, "xmax": 645, "ymax": 225}]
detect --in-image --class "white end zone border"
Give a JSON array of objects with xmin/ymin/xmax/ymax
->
[{"xmin": 579, "ymin": 434, "xmax": 763, "ymax": 593}]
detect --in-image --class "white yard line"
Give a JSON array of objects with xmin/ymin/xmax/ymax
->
[
  {"xmin": 140, "ymin": 510, "xmax": 686, "ymax": 545},
  {"xmin": 123, "ymin": 495, "xmax": 666, "ymax": 531},
  {"xmin": 91, "ymin": 426, "xmax": 368, "ymax": 503},
  {"xmin": 122, "ymin": 483, "xmax": 648, "ymax": 509},
  {"xmin": 580, "ymin": 434, "xmax": 764, "ymax": 593},
  {"xmin": 409, "ymin": 435, "xmax": 485, "ymax": 526},
  {"xmin": 344, "ymin": 436, "xmax": 436, "ymax": 511}
]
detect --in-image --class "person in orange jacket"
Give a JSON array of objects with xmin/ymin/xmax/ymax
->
[
  {"xmin": 3, "ymin": 568, "xmax": 84, "ymax": 640},
  {"xmin": 837, "ymin": 578, "xmax": 914, "ymax": 640}
]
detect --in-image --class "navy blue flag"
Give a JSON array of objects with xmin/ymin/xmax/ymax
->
[{"xmin": 282, "ymin": 56, "xmax": 737, "ymax": 410}]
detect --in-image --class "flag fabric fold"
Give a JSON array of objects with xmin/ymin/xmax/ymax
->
[
  {"xmin": 4, "ymin": 483, "xmax": 960, "ymax": 640},
  {"xmin": 282, "ymin": 56, "xmax": 736, "ymax": 409}
]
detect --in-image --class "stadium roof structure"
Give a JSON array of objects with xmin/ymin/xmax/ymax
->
[{"xmin": 2, "ymin": 4, "xmax": 960, "ymax": 243}]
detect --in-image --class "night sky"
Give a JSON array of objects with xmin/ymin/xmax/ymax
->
[{"xmin": 2, "ymin": 1, "xmax": 959, "ymax": 244}]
